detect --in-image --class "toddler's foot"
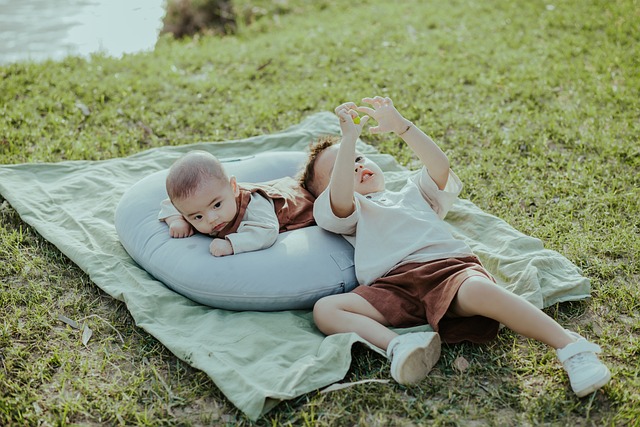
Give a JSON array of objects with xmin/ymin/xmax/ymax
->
[
  {"xmin": 556, "ymin": 330, "xmax": 611, "ymax": 397},
  {"xmin": 387, "ymin": 331, "xmax": 441, "ymax": 385}
]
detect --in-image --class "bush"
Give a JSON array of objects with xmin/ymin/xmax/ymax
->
[{"xmin": 161, "ymin": 0, "xmax": 236, "ymax": 38}]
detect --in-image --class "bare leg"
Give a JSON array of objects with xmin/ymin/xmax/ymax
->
[
  {"xmin": 450, "ymin": 276, "xmax": 574, "ymax": 349},
  {"xmin": 313, "ymin": 293, "xmax": 397, "ymax": 350}
]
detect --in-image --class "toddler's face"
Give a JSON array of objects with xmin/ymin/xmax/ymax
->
[
  {"xmin": 173, "ymin": 176, "xmax": 239, "ymax": 236},
  {"xmin": 314, "ymin": 145, "xmax": 385, "ymax": 196}
]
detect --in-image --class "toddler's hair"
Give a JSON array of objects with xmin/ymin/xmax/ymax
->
[
  {"xmin": 299, "ymin": 135, "xmax": 340, "ymax": 197},
  {"xmin": 166, "ymin": 150, "xmax": 228, "ymax": 201}
]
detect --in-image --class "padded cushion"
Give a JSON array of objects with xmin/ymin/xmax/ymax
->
[{"xmin": 115, "ymin": 151, "xmax": 358, "ymax": 311}]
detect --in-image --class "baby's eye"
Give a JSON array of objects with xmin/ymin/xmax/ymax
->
[
  {"xmin": 213, "ymin": 201, "xmax": 222, "ymax": 209},
  {"xmin": 193, "ymin": 215, "xmax": 203, "ymax": 221}
]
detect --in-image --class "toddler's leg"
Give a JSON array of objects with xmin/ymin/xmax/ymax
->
[
  {"xmin": 314, "ymin": 293, "xmax": 440, "ymax": 384},
  {"xmin": 452, "ymin": 276, "xmax": 572, "ymax": 348},
  {"xmin": 451, "ymin": 276, "xmax": 610, "ymax": 396},
  {"xmin": 313, "ymin": 293, "xmax": 395, "ymax": 348}
]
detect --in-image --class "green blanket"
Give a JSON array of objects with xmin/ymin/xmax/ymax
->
[{"xmin": 0, "ymin": 112, "xmax": 590, "ymax": 420}]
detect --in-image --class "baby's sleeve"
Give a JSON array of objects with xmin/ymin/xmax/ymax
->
[
  {"xmin": 413, "ymin": 167, "xmax": 463, "ymax": 219},
  {"xmin": 158, "ymin": 198, "xmax": 181, "ymax": 221},
  {"xmin": 225, "ymin": 193, "xmax": 279, "ymax": 254},
  {"xmin": 312, "ymin": 188, "xmax": 359, "ymax": 236}
]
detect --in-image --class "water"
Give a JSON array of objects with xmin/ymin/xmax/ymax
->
[{"xmin": 0, "ymin": 0, "xmax": 166, "ymax": 65}]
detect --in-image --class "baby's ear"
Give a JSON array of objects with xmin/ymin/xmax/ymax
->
[{"xmin": 229, "ymin": 176, "xmax": 240, "ymax": 197}]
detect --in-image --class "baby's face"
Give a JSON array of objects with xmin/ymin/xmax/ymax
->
[
  {"xmin": 314, "ymin": 145, "xmax": 385, "ymax": 196},
  {"xmin": 173, "ymin": 176, "xmax": 239, "ymax": 236}
]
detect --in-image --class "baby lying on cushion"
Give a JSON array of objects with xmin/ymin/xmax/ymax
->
[{"xmin": 158, "ymin": 150, "xmax": 316, "ymax": 256}]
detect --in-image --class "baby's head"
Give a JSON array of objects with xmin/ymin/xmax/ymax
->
[
  {"xmin": 300, "ymin": 136, "xmax": 385, "ymax": 198},
  {"xmin": 166, "ymin": 150, "xmax": 239, "ymax": 235}
]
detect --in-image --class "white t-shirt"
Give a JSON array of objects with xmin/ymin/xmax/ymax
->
[
  {"xmin": 313, "ymin": 167, "xmax": 473, "ymax": 286},
  {"xmin": 158, "ymin": 193, "xmax": 279, "ymax": 254}
]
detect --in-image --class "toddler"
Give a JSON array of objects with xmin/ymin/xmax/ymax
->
[
  {"xmin": 299, "ymin": 96, "xmax": 611, "ymax": 397},
  {"xmin": 160, "ymin": 150, "xmax": 315, "ymax": 256}
]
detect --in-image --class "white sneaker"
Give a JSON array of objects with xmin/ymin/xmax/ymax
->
[
  {"xmin": 386, "ymin": 332, "xmax": 441, "ymax": 385},
  {"xmin": 556, "ymin": 330, "xmax": 611, "ymax": 397}
]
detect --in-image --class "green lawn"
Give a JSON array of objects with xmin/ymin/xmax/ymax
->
[{"xmin": 1, "ymin": 0, "xmax": 638, "ymax": 425}]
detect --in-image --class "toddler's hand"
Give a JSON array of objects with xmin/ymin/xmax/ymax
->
[
  {"xmin": 210, "ymin": 238, "xmax": 233, "ymax": 257},
  {"xmin": 357, "ymin": 96, "xmax": 408, "ymax": 135},
  {"xmin": 335, "ymin": 102, "xmax": 369, "ymax": 139},
  {"xmin": 168, "ymin": 217, "xmax": 194, "ymax": 238}
]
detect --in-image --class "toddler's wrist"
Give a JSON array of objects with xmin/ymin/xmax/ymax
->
[
  {"xmin": 171, "ymin": 217, "xmax": 187, "ymax": 226},
  {"xmin": 340, "ymin": 133, "xmax": 359, "ymax": 145},
  {"xmin": 394, "ymin": 119, "xmax": 414, "ymax": 136},
  {"xmin": 166, "ymin": 215, "xmax": 181, "ymax": 225}
]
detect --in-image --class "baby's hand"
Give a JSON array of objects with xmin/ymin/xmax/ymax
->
[
  {"xmin": 335, "ymin": 101, "xmax": 369, "ymax": 139},
  {"xmin": 168, "ymin": 217, "xmax": 194, "ymax": 238},
  {"xmin": 357, "ymin": 96, "xmax": 408, "ymax": 135},
  {"xmin": 210, "ymin": 238, "xmax": 233, "ymax": 257}
]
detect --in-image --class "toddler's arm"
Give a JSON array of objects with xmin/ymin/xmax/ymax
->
[
  {"xmin": 330, "ymin": 102, "xmax": 370, "ymax": 218},
  {"xmin": 158, "ymin": 198, "xmax": 195, "ymax": 238},
  {"xmin": 163, "ymin": 215, "xmax": 195, "ymax": 238},
  {"xmin": 211, "ymin": 193, "xmax": 279, "ymax": 256},
  {"xmin": 357, "ymin": 96, "xmax": 450, "ymax": 190}
]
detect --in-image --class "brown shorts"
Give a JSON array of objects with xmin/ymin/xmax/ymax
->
[{"xmin": 353, "ymin": 256, "xmax": 500, "ymax": 344}]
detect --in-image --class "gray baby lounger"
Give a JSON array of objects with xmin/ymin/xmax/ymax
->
[{"xmin": 115, "ymin": 151, "xmax": 358, "ymax": 311}]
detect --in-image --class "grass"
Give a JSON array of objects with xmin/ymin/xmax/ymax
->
[{"xmin": 1, "ymin": 0, "xmax": 639, "ymax": 425}]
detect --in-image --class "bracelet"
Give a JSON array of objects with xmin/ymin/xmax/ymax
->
[{"xmin": 397, "ymin": 122, "xmax": 413, "ymax": 136}]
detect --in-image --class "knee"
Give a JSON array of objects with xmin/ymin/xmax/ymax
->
[
  {"xmin": 455, "ymin": 276, "xmax": 501, "ymax": 314},
  {"xmin": 313, "ymin": 295, "xmax": 342, "ymax": 332},
  {"xmin": 458, "ymin": 277, "xmax": 490, "ymax": 299}
]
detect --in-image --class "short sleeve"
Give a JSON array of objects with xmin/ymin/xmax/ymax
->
[
  {"xmin": 413, "ymin": 167, "xmax": 463, "ymax": 219},
  {"xmin": 313, "ymin": 188, "xmax": 359, "ymax": 236}
]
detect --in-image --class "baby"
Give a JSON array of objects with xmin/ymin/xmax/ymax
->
[
  {"xmin": 159, "ymin": 150, "xmax": 315, "ymax": 256},
  {"xmin": 299, "ymin": 96, "xmax": 611, "ymax": 397}
]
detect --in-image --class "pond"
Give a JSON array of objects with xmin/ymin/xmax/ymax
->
[{"xmin": 0, "ymin": 0, "xmax": 166, "ymax": 65}]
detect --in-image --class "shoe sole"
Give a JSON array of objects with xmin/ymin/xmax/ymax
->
[
  {"xmin": 392, "ymin": 333, "xmax": 441, "ymax": 385},
  {"xmin": 573, "ymin": 367, "xmax": 612, "ymax": 397}
]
